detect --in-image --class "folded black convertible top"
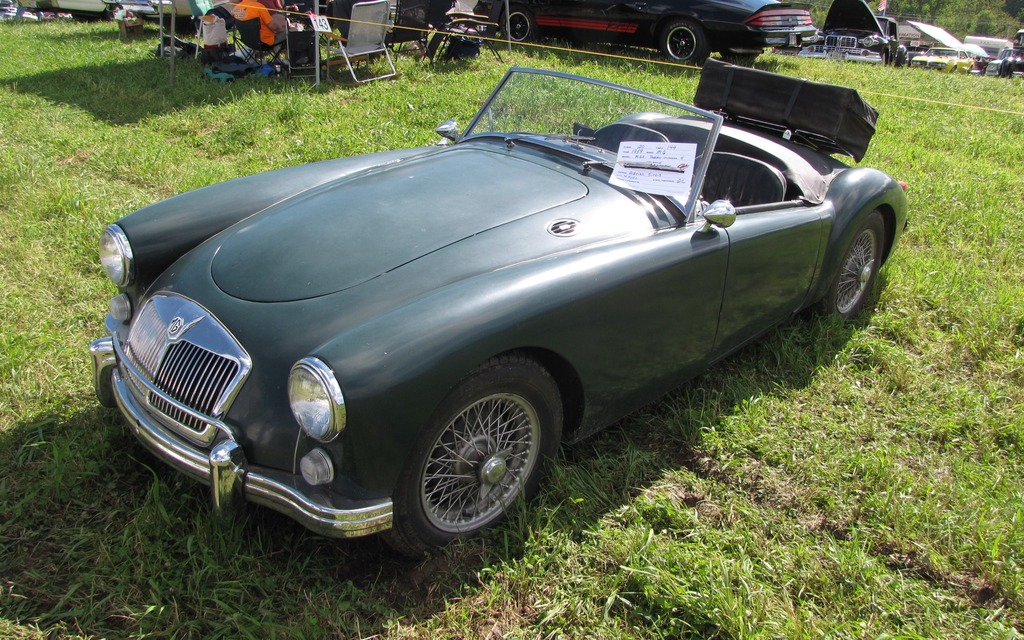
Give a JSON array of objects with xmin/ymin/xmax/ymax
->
[{"xmin": 694, "ymin": 58, "xmax": 879, "ymax": 161}]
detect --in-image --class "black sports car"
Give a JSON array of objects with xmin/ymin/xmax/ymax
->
[{"xmin": 472, "ymin": 0, "xmax": 815, "ymax": 63}]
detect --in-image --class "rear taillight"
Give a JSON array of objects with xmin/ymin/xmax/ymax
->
[{"xmin": 744, "ymin": 8, "xmax": 814, "ymax": 28}]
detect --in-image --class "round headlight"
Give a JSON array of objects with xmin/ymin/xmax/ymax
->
[
  {"xmin": 288, "ymin": 357, "xmax": 346, "ymax": 442},
  {"xmin": 99, "ymin": 225, "xmax": 134, "ymax": 287}
]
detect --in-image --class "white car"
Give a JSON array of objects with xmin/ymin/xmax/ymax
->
[{"xmin": 16, "ymin": 0, "xmax": 112, "ymax": 16}]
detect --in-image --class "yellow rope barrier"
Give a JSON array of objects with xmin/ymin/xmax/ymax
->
[{"xmin": 856, "ymin": 89, "xmax": 1024, "ymax": 116}]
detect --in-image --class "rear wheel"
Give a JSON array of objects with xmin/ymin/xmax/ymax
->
[
  {"xmin": 384, "ymin": 354, "xmax": 563, "ymax": 557},
  {"xmin": 658, "ymin": 18, "xmax": 710, "ymax": 64},
  {"xmin": 817, "ymin": 210, "xmax": 885, "ymax": 319},
  {"xmin": 503, "ymin": 4, "xmax": 537, "ymax": 42}
]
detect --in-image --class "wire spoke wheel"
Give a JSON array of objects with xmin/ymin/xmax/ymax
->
[
  {"xmin": 421, "ymin": 393, "xmax": 540, "ymax": 533},
  {"xmin": 835, "ymin": 225, "xmax": 879, "ymax": 315},
  {"xmin": 816, "ymin": 210, "xmax": 885, "ymax": 319},
  {"xmin": 386, "ymin": 354, "xmax": 562, "ymax": 556}
]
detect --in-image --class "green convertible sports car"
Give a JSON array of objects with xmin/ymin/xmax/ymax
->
[{"xmin": 90, "ymin": 65, "xmax": 908, "ymax": 556}]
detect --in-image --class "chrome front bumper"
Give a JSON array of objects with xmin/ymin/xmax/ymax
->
[
  {"xmin": 798, "ymin": 48, "xmax": 883, "ymax": 63},
  {"xmin": 90, "ymin": 336, "xmax": 393, "ymax": 538}
]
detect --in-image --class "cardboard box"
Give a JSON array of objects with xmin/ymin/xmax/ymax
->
[{"xmin": 119, "ymin": 17, "xmax": 145, "ymax": 38}]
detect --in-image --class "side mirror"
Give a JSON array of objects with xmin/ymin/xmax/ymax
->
[
  {"xmin": 699, "ymin": 200, "xmax": 737, "ymax": 233},
  {"xmin": 435, "ymin": 120, "xmax": 460, "ymax": 145}
]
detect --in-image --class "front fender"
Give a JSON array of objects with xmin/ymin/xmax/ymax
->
[{"xmin": 320, "ymin": 256, "xmax": 589, "ymax": 493}]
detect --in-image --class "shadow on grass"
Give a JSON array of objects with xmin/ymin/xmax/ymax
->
[
  {"xmin": 0, "ymin": 310, "xmax": 862, "ymax": 637},
  {"xmin": 511, "ymin": 310, "xmax": 863, "ymax": 546},
  {"xmin": 6, "ymin": 25, "xmax": 792, "ymax": 127},
  {"xmin": 4, "ymin": 38, "xmax": 363, "ymax": 125}
]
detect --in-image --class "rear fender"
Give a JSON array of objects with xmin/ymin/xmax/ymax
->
[{"xmin": 808, "ymin": 167, "xmax": 908, "ymax": 305}]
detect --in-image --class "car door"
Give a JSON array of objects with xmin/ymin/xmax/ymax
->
[
  {"xmin": 556, "ymin": 220, "xmax": 731, "ymax": 438},
  {"xmin": 712, "ymin": 204, "xmax": 826, "ymax": 357},
  {"xmin": 534, "ymin": 0, "xmax": 651, "ymax": 46}
]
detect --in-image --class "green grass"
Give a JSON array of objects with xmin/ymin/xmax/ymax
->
[{"xmin": 2, "ymin": 18, "xmax": 1023, "ymax": 639}]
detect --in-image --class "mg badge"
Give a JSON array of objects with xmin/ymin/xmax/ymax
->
[
  {"xmin": 168, "ymin": 316, "xmax": 186, "ymax": 337},
  {"xmin": 548, "ymin": 218, "xmax": 580, "ymax": 237},
  {"xmin": 167, "ymin": 311, "xmax": 204, "ymax": 340}
]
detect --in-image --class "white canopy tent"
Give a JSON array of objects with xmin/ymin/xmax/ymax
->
[{"xmin": 906, "ymin": 20, "xmax": 962, "ymax": 50}]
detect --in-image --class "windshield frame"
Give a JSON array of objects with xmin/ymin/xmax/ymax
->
[{"xmin": 459, "ymin": 67, "xmax": 723, "ymax": 223}]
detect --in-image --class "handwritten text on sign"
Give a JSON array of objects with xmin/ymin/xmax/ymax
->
[{"xmin": 609, "ymin": 142, "xmax": 697, "ymax": 198}]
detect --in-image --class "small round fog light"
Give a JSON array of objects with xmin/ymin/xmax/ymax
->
[
  {"xmin": 109, "ymin": 294, "xmax": 132, "ymax": 322},
  {"xmin": 300, "ymin": 448, "xmax": 335, "ymax": 486}
]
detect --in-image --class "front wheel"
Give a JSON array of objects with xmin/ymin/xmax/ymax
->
[
  {"xmin": 817, "ymin": 210, "xmax": 885, "ymax": 319},
  {"xmin": 658, "ymin": 18, "xmax": 710, "ymax": 64},
  {"xmin": 502, "ymin": 4, "xmax": 537, "ymax": 42},
  {"xmin": 385, "ymin": 354, "xmax": 563, "ymax": 556}
]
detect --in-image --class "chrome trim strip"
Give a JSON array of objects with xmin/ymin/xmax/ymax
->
[{"xmin": 107, "ymin": 368, "xmax": 394, "ymax": 538}]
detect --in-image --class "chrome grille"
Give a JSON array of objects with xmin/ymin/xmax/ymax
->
[
  {"xmin": 125, "ymin": 301, "xmax": 169, "ymax": 379},
  {"xmin": 825, "ymin": 35, "xmax": 858, "ymax": 51},
  {"xmin": 150, "ymin": 341, "xmax": 240, "ymax": 433},
  {"xmin": 120, "ymin": 294, "xmax": 251, "ymax": 445}
]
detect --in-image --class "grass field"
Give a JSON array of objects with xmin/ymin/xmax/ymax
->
[{"xmin": 1, "ymin": 18, "xmax": 1023, "ymax": 639}]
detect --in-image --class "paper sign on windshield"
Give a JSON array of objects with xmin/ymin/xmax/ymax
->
[{"xmin": 609, "ymin": 142, "xmax": 697, "ymax": 198}]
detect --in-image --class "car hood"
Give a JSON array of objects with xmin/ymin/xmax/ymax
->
[
  {"xmin": 210, "ymin": 147, "xmax": 589, "ymax": 302},
  {"xmin": 913, "ymin": 51, "xmax": 954, "ymax": 60},
  {"xmin": 823, "ymin": 0, "xmax": 882, "ymax": 34}
]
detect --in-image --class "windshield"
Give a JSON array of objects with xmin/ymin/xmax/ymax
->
[
  {"xmin": 462, "ymin": 68, "xmax": 722, "ymax": 220},
  {"xmin": 926, "ymin": 48, "xmax": 956, "ymax": 56}
]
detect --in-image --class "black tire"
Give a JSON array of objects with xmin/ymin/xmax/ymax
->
[
  {"xmin": 658, "ymin": 18, "xmax": 710, "ymax": 64},
  {"xmin": 817, "ymin": 210, "xmax": 885, "ymax": 320},
  {"xmin": 503, "ymin": 4, "xmax": 537, "ymax": 43},
  {"xmin": 384, "ymin": 354, "xmax": 563, "ymax": 557}
]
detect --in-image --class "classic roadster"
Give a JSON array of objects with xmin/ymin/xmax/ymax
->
[{"xmin": 90, "ymin": 66, "xmax": 908, "ymax": 555}]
